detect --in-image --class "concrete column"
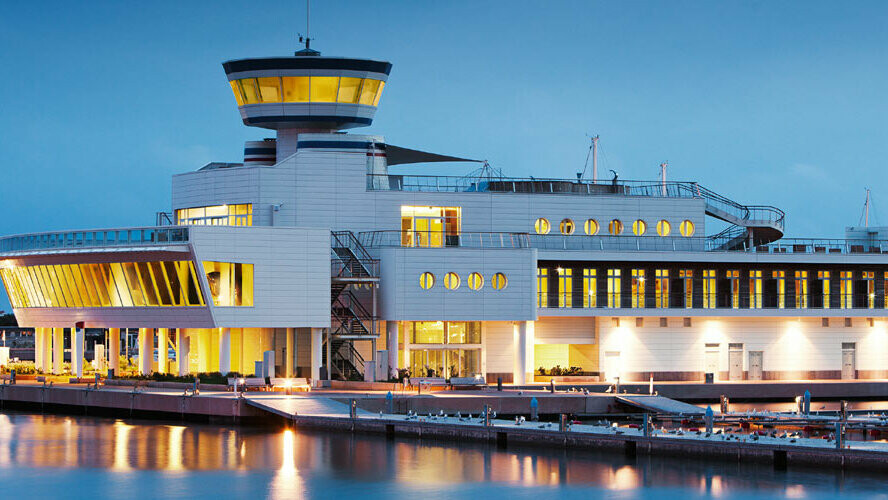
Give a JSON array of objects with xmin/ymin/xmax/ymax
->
[
  {"xmin": 386, "ymin": 321, "xmax": 399, "ymax": 373},
  {"xmin": 219, "ymin": 328, "xmax": 231, "ymax": 375},
  {"xmin": 285, "ymin": 327, "xmax": 295, "ymax": 377},
  {"xmin": 72, "ymin": 327, "xmax": 84, "ymax": 378},
  {"xmin": 138, "ymin": 328, "xmax": 151, "ymax": 375},
  {"xmin": 42, "ymin": 328, "xmax": 52, "ymax": 373},
  {"xmin": 325, "ymin": 329, "xmax": 332, "ymax": 381},
  {"xmin": 177, "ymin": 330, "xmax": 190, "ymax": 376},
  {"xmin": 52, "ymin": 328, "xmax": 64, "ymax": 375},
  {"xmin": 157, "ymin": 328, "xmax": 169, "ymax": 374},
  {"xmin": 34, "ymin": 328, "xmax": 44, "ymax": 372},
  {"xmin": 513, "ymin": 321, "xmax": 529, "ymax": 386},
  {"xmin": 108, "ymin": 328, "xmax": 120, "ymax": 374},
  {"xmin": 310, "ymin": 327, "xmax": 323, "ymax": 383}
]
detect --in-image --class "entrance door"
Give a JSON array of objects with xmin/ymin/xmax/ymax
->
[
  {"xmin": 704, "ymin": 343, "xmax": 719, "ymax": 381},
  {"xmin": 842, "ymin": 343, "xmax": 856, "ymax": 380},
  {"xmin": 748, "ymin": 351, "xmax": 763, "ymax": 380},
  {"xmin": 604, "ymin": 351, "xmax": 621, "ymax": 381},
  {"xmin": 728, "ymin": 343, "xmax": 743, "ymax": 381}
]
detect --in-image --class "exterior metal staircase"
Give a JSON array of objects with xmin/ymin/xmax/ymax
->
[{"xmin": 329, "ymin": 231, "xmax": 379, "ymax": 380}]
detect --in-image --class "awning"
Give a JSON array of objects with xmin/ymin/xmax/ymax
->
[{"xmin": 385, "ymin": 144, "xmax": 482, "ymax": 166}]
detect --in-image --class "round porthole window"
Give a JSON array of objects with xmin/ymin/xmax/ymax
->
[
  {"xmin": 584, "ymin": 219, "xmax": 599, "ymax": 235},
  {"xmin": 608, "ymin": 219, "xmax": 623, "ymax": 235},
  {"xmin": 559, "ymin": 218, "xmax": 575, "ymax": 235},
  {"xmin": 492, "ymin": 272, "xmax": 508, "ymax": 290},
  {"xmin": 419, "ymin": 272, "xmax": 435, "ymax": 289},
  {"xmin": 632, "ymin": 219, "xmax": 647, "ymax": 236},
  {"xmin": 534, "ymin": 218, "xmax": 551, "ymax": 235},
  {"xmin": 468, "ymin": 272, "xmax": 484, "ymax": 290},
  {"xmin": 444, "ymin": 272, "xmax": 460, "ymax": 290},
  {"xmin": 680, "ymin": 220, "xmax": 695, "ymax": 237},
  {"xmin": 657, "ymin": 220, "xmax": 671, "ymax": 236}
]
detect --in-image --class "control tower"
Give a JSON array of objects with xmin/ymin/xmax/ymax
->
[{"xmin": 223, "ymin": 44, "xmax": 392, "ymax": 161}]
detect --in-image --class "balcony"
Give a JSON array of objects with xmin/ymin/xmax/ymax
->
[{"xmin": 0, "ymin": 227, "xmax": 189, "ymax": 254}]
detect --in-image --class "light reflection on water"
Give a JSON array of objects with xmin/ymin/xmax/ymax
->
[{"xmin": 0, "ymin": 411, "xmax": 887, "ymax": 499}]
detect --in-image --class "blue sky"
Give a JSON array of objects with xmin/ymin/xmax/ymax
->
[{"xmin": 1, "ymin": 1, "xmax": 887, "ymax": 310}]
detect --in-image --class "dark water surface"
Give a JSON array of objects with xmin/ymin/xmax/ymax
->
[{"xmin": 0, "ymin": 411, "xmax": 886, "ymax": 499}]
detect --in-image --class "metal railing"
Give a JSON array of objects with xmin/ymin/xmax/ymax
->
[
  {"xmin": 0, "ymin": 226, "xmax": 190, "ymax": 253},
  {"xmin": 358, "ymin": 231, "xmax": 530, "ymax": 249},
  {"xmin": 538, "ymin": 292, "xmax": 881, "ymax": 311},
  {"xmin": 367, "ymin": 174, "xmax": 785, "ymax": 232}
]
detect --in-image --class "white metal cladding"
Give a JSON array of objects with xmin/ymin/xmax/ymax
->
[
  {"xmin": 596, "ymin": 316, "xmax": 888, "ymax": 378},
  {"xmin": 377, "ymin": 247, "xmax": 536, "ymax": 321},
  {"xmin": 188, "ymin": 226, "xmax": 331, "ymax": 328}
]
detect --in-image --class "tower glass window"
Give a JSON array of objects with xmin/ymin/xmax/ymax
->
[
  {"xmin": 281, "ymin": 77, "xmax": 310, "ymax": 102},
  {"xmin": 309, "ymin": 76, "xmax": 340, "ymax": 102},
  {"xmin": 256, "ymin": 77, "xmax": 281, "ymax": 102},
  {"xmin": 176, "ymin": 204, "xmax": 252, "ymax": 226},
  {"xmin": 337, "ymin": 77, "xmax": 363, "ymax": 103}
]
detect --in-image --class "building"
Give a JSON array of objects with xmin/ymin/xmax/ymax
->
[{"xmin": 1, "ymin": 40, "xmax": 886, "ymax": 384}]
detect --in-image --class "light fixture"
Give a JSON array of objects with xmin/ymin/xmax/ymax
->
[{"xmin": 556, "ymin": 267, "xmax": 564, "ymax": 274}]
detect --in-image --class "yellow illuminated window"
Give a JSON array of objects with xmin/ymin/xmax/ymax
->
[
  {"xmin": 749, "ymin": 270, "xmax": 762, "ymax": 309},
  {"xmin": 401, "ymin": 206, "xmax": 461, "ymax": 247},
  {"xmin": 359, "ymin": 79, "xmax": 382, "ymax": 105},
  {"xmin": 680, "ymin": 220, "xmax": 695, "ymax": 237},
  {"xmin": 607, "ymin": 269, "xmax": 621, "ymax": 308},
  {"xmin": 534, "ymin": 218, "xmax": 551, "ymax": 235},
  {"xmin": 373, "ymin": 81, "xmax": 385, "ymax": 106},
  {"xmin": 239, "ymin": 78, "xmax": 260, "ymax": 104},
  {"xmin": 176, "ymin": 204, "xmax": 252, "ymax": 226},
  {"xmin": 772, "ymin": 270, "xmax": 785, "ymax": 309},
  {"xmin": 679, "ymin": 269, "xmax": 693, "ymax": 308},
  {"xmin": 840, "ymin": 271, "xmax": 853, "ymax": 309},
  {"xmin": 584, "ymin": 219, "xmax": 599, "ymax": 235},
  {"xmin": 608, "ymin": 219, "xmax": 623, "ymax": 235},
  {"xmin": 557, "ymin": 268, "xmax": 572, "ymax": 308},
  {"xmin": 444, "ymin": 272, "xmax": 460, "ymax": 290},
  {"xmin": 657, "ymin": 220, "xmax": 671, "ymax": 236},
  {"xmin": 256, "ymin": 77, "xmax": 281, "ymax": 103},
  {"xmin": 0, "ymin": 261, "xmax": 205, "ymax": 308},
  {"xmin": 419, "ymin": 272, "xmax": 435, "ymax": 290},
  {"xmin": 468, "ymin": 272, "xmax": 484, "ymax": 291},
  {"xmin": 631, "ymin": 269, "xmax": 645, "ymax": 308},
  {"xmin": 310, "ymin": 76, "xmax": 340, "ymax": 102},
  {"xmin": 583, "ymin": 268, "xmax": 597, "ymax": 308},
  {"xmin": 795, "ymin": 271, "xmax": 808, "ymax": 309},
  {"xmin": 632, "ymin": 220, "xmax": 647, "ymax": 236},
  {"xmin": 863, "ymin": 271, "xmax": 875, "ymax": 309},
  {"xmin": 203, "ymin": 261, "xmax": 254, "ymax": 306},
  {"xmin": 818, "ymin": 271, "xmax": 830, "ymax": 309},
  {"xmin": 655, "ymin": 269, "xmax": 669, "ymax": 308},
  {"xmin": 727, "ymin": 270, "xmax": 740, "ymax": 309},
  {"xmin": 559, "ymin": 219, "xmax": 575, "ymax": 235},
  {"xmin": 492, "ymin": 273, "xmax": 507, "ymax": 290},
  {"xmin": 282, "ymin": 76, "xmax": 310, "ymax": 102},
  {"xmin": 537, "ymin": 268, "xmax": 548, "ymax": 308},
  {"xmin": 229, "ymin": 81, "xmax": 245, "ymax": 106},
  {"xmin": 703, "ymin": 269, "xmax": 716, "ymax": 309},
  {"xmin": 337, "ymin": 77, "xmax": 362, "ymax": 103}
]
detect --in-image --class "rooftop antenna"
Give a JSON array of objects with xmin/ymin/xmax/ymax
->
[
  {"xmin": 580, "ymin": 135, "xmax": 600, "ymax": 184},
  {"xmin": 296, "ymin": 0, "xmax": 320, "ymax": 56},
  {"xmin": 659, "ymin": 161, "xmax": 668, "ymax": 196}
]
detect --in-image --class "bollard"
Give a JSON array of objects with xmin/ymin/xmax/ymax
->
[
  {"xmin": 530, "ymin": 397, "xmax": 539, "ymax": 421},
  {"xmin": 560, "ymin": 414, "xmax": 568, "ymax": 432},
  {"xmin": 795, "ymin": 395, "xmax": 803, "ymax": 415},
  {"xmin": 615, "ymin": 376, "xmax": 621, "ymax": 394},
  {"xmin": 484, "ymin": 404, "xmax": 490, "ymax": 427},
  {"xmin": 385, "ymin": 391, "xmax": 394, "ymax": 414},
  {"xmin": 94, "ymin": 372, "xmax": 100, "ymax": 389},
  {"xmin": 497, "ymin": 377, "xmax": 503, "ymax": 391},
  {"xmin": 643, "ymin": 413, "xmax": 650, "ymax": 437},
  {"xmin": 835, "ymin": 422, "xmax": 844, "ymax": 449},
  {"xmin": 804, "ymin": 390, "xmax": 811, "ymax": 415},
  {"xmin": 193, "ymin": 379, "xmax": 200, "ymax": 395},
  {"xmin": 108, "ymin": 368, "xmax": 115, "ymax": 379},
  {"xmin": 9, "ymin": 369, "xmax": 14, "ymax": 385},
  {"xmin": 351, "ymin": 399, "xmax": 357, "ymax": 419},
  {"xmin": 720, "ymin": 394, "xmax": 729, "ymax": 414},
  {"xmin": 705, "ymin": 406, "xmax": 714, "ymax": 433},
  {"xmin": 549, "ymin": 380, "xmax": 556, "ymax": 393},
  {"xmin": 649, "ymin": 373, "xmax": 654, "ymax": 395},
  {"xmin": 840, "ymin": 400, "xmax": 848, "ymax": 422}
]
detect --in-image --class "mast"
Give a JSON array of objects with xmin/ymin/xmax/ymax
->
[
  {"xmin": 865, "ymin": 188, "xmax": 871, "ymax": 227},
  {"xmin": 591, "ymin": 135, "xmax": 599, "ymax": 185},
  {"xmin": 660, "ymin": 161, "xmax": 668, "ymax": 196}
]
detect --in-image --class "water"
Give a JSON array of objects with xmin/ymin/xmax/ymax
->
[{"xmin": 0, "ymin": 411, "xmax": 886, "ymax": 499}]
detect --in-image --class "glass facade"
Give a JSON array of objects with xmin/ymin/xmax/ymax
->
[
  {"xmin": 402, "ymin": 321, "xmax": 481, "ymax": 378},
  {"xmin": 230, "ymin": 77, "xmax": 385, "ymax": 106},
  {"xmin": 400, "ymin": 206, "xmax": 461, "ymax": 247},
  {"xmin": 202, "ymin": 261, "xmax": 254, "ymax": 307},
  {"xmin": 0, "ymin": 261, "xmax": 204, "ymax": 308},
  {"xmin": 176, "ymin": 204, "xmax": 252, "ymax": 226}
]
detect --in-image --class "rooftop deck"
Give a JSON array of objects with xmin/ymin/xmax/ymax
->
[{"xmin": 0, "ymin": 227, "xmax": 189, "ymax": 254}]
